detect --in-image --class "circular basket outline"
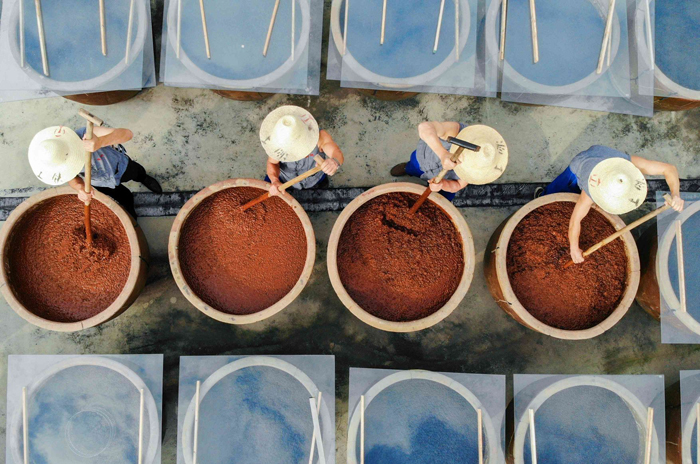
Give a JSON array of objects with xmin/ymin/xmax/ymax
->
[
  {"xmin": 180, "ymin": 356, "xmax": 333, "ymax": 464},
  {"xmin": 326, "ymin": 182, "xmax": 476, "ymax": 333},
  {"xmin": 346, "ymin": 370, "xmax": 501, "ymax": 464},
  {"xmin": 485, "ymin": 0, "xmax": 624, "ymax": 95},
  {"xmin": 513, "ymin": 376, "xmax": 660, "ymax": 464},
  {"xmin": 166, "ymin": 0, "xmax": 311, "ymax": 89},
  {"xmin": 329, "ymin": 0, "xmax": 473, "ymax": 87},
  {"xmin": 0, "ymin": 186, "xmax": 147, "ymax": 332},
  {"xmin": 6, "ymin": 0, "xmax": 149, "ymax": 92},
  {"xmin": 168, "ymin": 178, "xmax": 316, "ymax": 325},
  {"xmin": 657, "ymin": 199, "xmax": 700, "ymax": 334},
  {"xmin": 633, "ymin": 0, "xmax": 700, "ymax": 101},
  {"xmin": 490, "ymin": 192, "xmax": 640, "ymax": 340},
  {"xmin": 8, "ymin": 356, "xmax": 160, "ymax": 464}
]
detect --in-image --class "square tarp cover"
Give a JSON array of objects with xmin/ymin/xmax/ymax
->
[
  {"xmin": 347, "ymin": 368, "xmax": 506, "ymax": 464},
  {"xmin": 328, "ymin": 0, "xmax": 499, "ymax": 97},
  {"xmin": 514, "ymin": 374, "xmax": 665, "ymax": 464},
  {"xmin": 0, "ymin": 0, "xmax": 155, "ymax": 102},
  {"xmin": 160, "ymin": 0, "xmax": 323, "ymax": 95},
  {"xmin": 658, "ymin": 192, "xmax": 700, "ymax": 344},
  {"xmin": 177, "ymin": 355, "xmax": 335, "ymax": 464},
  {"xmin": 5, "ymin": 354, "xmax": 164, "ymax": 464},
  {"xmin": 499, "ymin": 0, "xmax": 655, "ymax": 116}
]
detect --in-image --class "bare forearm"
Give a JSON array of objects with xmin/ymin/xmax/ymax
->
[
  {"xmin": 67, "ymin": 176, "xmax": 85, "ymax": 191},
  {"xmin": 267, "ymin": 160, "xmax": 281, "ymax": 183},
  {"xmin": 664, "ymin": 165, "xmax": 681, "ymax": 197},
  {"xmin": 419, "ymin": 123, "xmax": 451, "ymax": 162},
  {"xmin": 568, "ymin": 219, "xmax": 582, "ymax": 250},
  {"xmin": 440, "ymin": 179, "xmax": 466, "ymax": 193}
]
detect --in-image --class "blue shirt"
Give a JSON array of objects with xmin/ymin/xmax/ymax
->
[
  {"xmin": 414, "ymin": 123, "xmax": 468, "ymax": 181},
  {"xmin": 75, "ymin": 127, "xmax": 130, "ymax": 189},
  {"xmin": 569, "ymin": 145, "xmax": 631, "ymax": 198}
]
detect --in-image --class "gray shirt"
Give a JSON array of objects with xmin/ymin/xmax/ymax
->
[
  {"xmin": 414, "ymin": 123, "xmax": 468, "ymax": 181},
  {"xmin": 278, "ymin": 145, "xmax": 327, "ymax": 190},
  {"xmin": 569, "ymin": 145, "xmax": 631, "ymax": 198},
  {"xmin": 75, "ymin": 127, "xmax": 130, "ymax": 189}
]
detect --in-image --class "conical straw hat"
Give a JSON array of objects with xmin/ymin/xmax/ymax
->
[
  {"xmin": 28, "ymin": 126, "xmax": 85, "ymax": 186},
  {"xmin": 260, "ymin": 105, "xmax": 320, "ymax": 162},
  {"xmin": 452, "ymin": 125, "xmax": 508, "ymax": 185},
  {"xmin": 588, "ymin": 157, "xmax": 647, "ymax": 214}
]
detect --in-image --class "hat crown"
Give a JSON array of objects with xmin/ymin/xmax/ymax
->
[
  {"xmin": 272, "ymin": 115, "xmax": 303, "ymax": 144},
  {"xmin": 37, "ymin": 139, "xmax": 71, "ymax": 167}
]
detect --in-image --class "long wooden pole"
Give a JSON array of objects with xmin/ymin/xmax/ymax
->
[
  {"xmin": 433, "ymin": 0, "xmax": 446, "ymax": 53},
  {"xmin": 529, "ymin": 0, "xmax": 538, "ymax": 63},
  {"xmin": 597, "ymin": 0, "xmax": 616, "ymax": 74},
  {"xmin": 644, "ymin": 407, "xmax": 654, "ymax": 464},
  {"xmin": 199, "ymin": 0, "xmax": 211, "ymax": 58},
  {"xmin": 125, "ymin": 0, "xmax": 135, "ymax": 64},
  {"xmin": 34, "ymin": 0, "xmax": 49, "ymax": 76},
  {"xmin": 263, "ymin": 0, "xmax": 281, "ymax": 56},
  {"xmin": 22, "ymin": 387, "xmax": 28, "ymax": 464},
  {"xmin": 99, "ymin": 0, "xmax": 107, "ymax": 56},
  {"xmin": 307, "ymin": 392, "xmax": 323, "ymax": 464},
  {"xmin": 241, "ymin": 155, "xmax": 325, "ymax": 211},
  {"xmin": 676, "ymin": 219, "xmax": 687, "ymax": 313},
  {"xmin": 380, "ymin": 0, "xmax": 387, "ymax": 45},
  {"xmin": 84, "ymin": 120, "xmax": 95, "ymax": 246},
  {"xmin": 193, "ymin": 381, "xmax": 201, "ymax": 464},
  {"xmin": 529, "ymin": 408, "xmax": 537, "ymax": 464},
  {"xmin": 477, "ymin": 408, "xmax": 483, "ymax": 464},
  {"xmin": 499, "ymin": 0, "xmax": 507, "ymax": 60},
  {"xmin": 176, "ymin": 0, "xmax": 182, "ymax": 58},
  {"xmin": 138, "ymin": 389, "xmax": 145, "ymax": 464},
  {"xmin": 563, "ymin": 195, "xmax": 673, "ymax": 269},
  {"xmin": 360, "ymin": 395, "xmax": 365, "ymax": 464},
  {"xmin": 308, "ymin": 397, "xmax": 327, "ymax": 464}
]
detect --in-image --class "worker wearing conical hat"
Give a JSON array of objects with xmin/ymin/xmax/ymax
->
[
  {"xmin": 542, "ymin": 145, "xmax": 684, "ymax": 264},
  {"xmin": 391, "ymin": 121, "xmax": 508, "ymax": 200},
  {"xmin": 260, "ymin": 106, "xmax": 344, "ymax": 196},
  {"xmin": 28, "ymin": 125, "xmax": 162, "ymax": 217}
]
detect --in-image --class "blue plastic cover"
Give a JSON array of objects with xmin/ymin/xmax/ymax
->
[
  {"xmin": 0, "ymin": 0, "xmax": 155, "ymax": 102},
  {"xmin": 498, "ymin": 0, "xmax": 655, "ymax": 116},
  {"xmin": 328, "ymin": 0, "xmax": 499, "ymax": 97},
  {"xmin": 160, "ymin": 0, "xmax": 323, "ymax": 95},
  {"xmin": 514, "ymin": 374, "xmax": 665, "ymax": 464}
]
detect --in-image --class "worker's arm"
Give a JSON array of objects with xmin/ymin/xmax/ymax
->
[
  {"xmin": 418, "ymin": 121, "xmax": 462, "ymax": 170},
  {"xmin": 267, "ymin": 157, "xmax": 284, "ymax": 196},
  {"xmin": 81, "ymin": 126, "xmax": 133, "ymax": 153},
  {"xmin": 631, "ymin": 155, "xmax": 684, "ymax": 211},
  {"xmin": 67, "ymin": 176, "xmax": 93, "ymax": 205},
  {"xmin": 568, "ymin": 192, "xmax": 594, "ymax": 264},
  {"xmin": 317, "ymin": 130, "xmax": 344, "ymax": 175},
  {"xmin": 429, "ymin": 178, "xmax": 468, "ymax": 193}
]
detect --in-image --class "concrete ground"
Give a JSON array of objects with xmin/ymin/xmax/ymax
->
[{"xmin": 1, "ymin": 32, "xmax": 700, "ymax": 462}]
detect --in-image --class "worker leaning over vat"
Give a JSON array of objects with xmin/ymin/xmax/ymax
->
[
  {"xmin": 540, "ymin": 145, "xmax": 684, "ymax": 264},
  {"xmin": 390, "ymin": 121, "xmax": 507, "ymax": 201},
  {"xmin": 29, "ymin": 124, "xmax": 162, "ymax": 218},
  {"xmin": 261, "ymin": 105, "xmax": 345, "ymax": 196}
]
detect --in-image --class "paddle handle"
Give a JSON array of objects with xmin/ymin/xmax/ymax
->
[
  {"xmin": 408, "ymin": 146, "xmax": 465, "ymax": 215},
  {"xmin": 241, "ymin": 155, "xmax": 325, "ymax": 211},
  {"xmin": 83, "ymin": 122, "xmax": 94, "ymax": 245},
  {"xmin": 563, "ymin": 194, "xmax": 673, "ymax": 268}
]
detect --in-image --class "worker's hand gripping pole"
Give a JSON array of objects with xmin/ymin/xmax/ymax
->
[{"xmin": 408, "ymin": 137, "xmax": 481, "ymax": 215}]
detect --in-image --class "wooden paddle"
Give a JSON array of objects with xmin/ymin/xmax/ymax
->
[
  {"xmin": 408, "ymin": 137, "xmax": 480, "ymax": 215},
  {"xmin": 78, "ymin": 108, "xmax": 104, "ymax": 246},
  {"xmin": 563, "ymin": 194, "xmax": 673, "ymax": 269},
  {"xmin": 241, "ymin": 155, "xmax": 325, "ymax": 211}
]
